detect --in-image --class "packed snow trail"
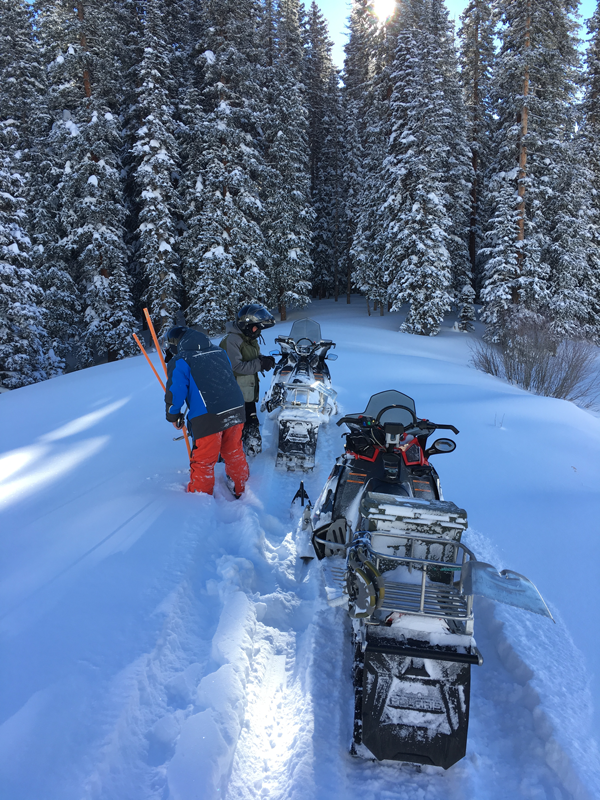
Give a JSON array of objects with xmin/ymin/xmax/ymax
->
[{"xmin": 1, "ymin": 300, "xmax": 599, "ymax": 800}]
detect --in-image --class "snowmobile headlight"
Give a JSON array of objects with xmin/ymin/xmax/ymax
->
[{"xmin": 404, "ymin": 442, "xmax": 422, "ymax": 464}]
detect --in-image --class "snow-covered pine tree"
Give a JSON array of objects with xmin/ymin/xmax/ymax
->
[
  {"xmin": 180, "ymin": 0, "xmax": 269, "ymax": 333},
  {"xmin": 578, "ymin": 2, "xmax": 600, "ymax": 340},
  {"xmin": 259, "ymin": 0, "xmax": 313, "ymax": 320},
  {"xmin": 480, "ymin": 0, "xmax": 583, "ymax": 341},
  {"xmin": 383, "ymin": 0, "xmax": 473, "ymax": 335},
  {"xmin": 37, "ymin": 0, "xmax": 137, "ymax": 365},
  {"xmin": 312, "ymin": 70, "xmax": 347, "ymax": 300},
  {"xmin": 348, "ymin": 7, "xmax": 391, "ymax": 315},
  {"xmin": 342, "ymin": 0, "xmax": 380, "ymax": 304},
  {"xmin": 303, "ymin": 1, "xmax": 345, "ymax": 299},
  {"xmin": 458, "ymin": 0, "xmax": 496, "ymax": 298},
  {"xmin": 0, "ymin": 0, "xmax": 48, "ymax": 387},
  {"xmin": 128, "ymin": 0, "xmax": 182, "ymax": 338}
]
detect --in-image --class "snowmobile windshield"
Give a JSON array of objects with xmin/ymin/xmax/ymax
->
[
  {"xmin": 364, "ymin": 390, "xmax": 417, "ymax": 426},
  {"xmin": 290, "ymin": 319, "xmax": 322, "ymax": 346}
]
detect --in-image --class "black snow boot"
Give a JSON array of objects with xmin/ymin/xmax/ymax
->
[{"xmin": 242, "ymin": 416, "xmax": 262, "ymax": 456}]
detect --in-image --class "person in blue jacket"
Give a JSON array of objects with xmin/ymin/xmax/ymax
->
[{"xmin": 164, "ymin": 326, "xmax": 248, "ymax": 497}]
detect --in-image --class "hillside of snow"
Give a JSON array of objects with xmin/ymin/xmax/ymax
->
[{"xmin": 1, "ymin": 299, "xmax": 599, "ymax": 800}]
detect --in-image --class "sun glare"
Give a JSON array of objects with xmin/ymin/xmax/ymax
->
[{"xmin": 373, "ymin": 0, "xmax": 396, "ymax": 23}]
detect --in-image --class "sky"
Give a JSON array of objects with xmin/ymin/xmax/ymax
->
[{"xmin": 318, "ymin": 0, "xmax": 598, "ymax": 69}]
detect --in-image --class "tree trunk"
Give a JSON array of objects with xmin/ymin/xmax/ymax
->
[
  {"xmin": 77, "ymin": 5, "xmax": 92, "ymax": 98},
  {"xmin": 280, "ymin": 303, "xmax": 287, "ymax": 321},
  {"xmin": 347, "ymin": 243, "xmax": 352, "ymax": 302},
  {"xmin": 366, "ymin": 297, "xmax": 371, "ymax": 316}
]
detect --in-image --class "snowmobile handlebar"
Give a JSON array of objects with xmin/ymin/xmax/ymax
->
[
  {"xmin": 274, "ymin": 336, "xmax": 335, "ymax": 354},
  {"xmin": 336, "ymin": 414, "xmax": 459, "ymax": 437}
]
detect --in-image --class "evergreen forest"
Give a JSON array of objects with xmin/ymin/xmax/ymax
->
[{"xmin": 2, "ymin": 0, "xmax": 600, "ymax": 389}]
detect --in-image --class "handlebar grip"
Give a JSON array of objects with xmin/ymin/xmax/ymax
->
[{"xmin": 436, "ymin": 424, "xmax": 459, "ymax": 435}]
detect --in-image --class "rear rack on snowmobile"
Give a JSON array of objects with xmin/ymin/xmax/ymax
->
[
  {"xmin": 277, "ymin": 379, "xmax": 336, "ymax": 415},
  {"xmin": 327, "ymin": 535, "xmax": 476, "ymax": 629}
]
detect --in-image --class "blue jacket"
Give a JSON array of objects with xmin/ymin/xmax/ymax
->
[{"xmin": 165, "ymin": 329, "xmax": 245, "ymax": 439}]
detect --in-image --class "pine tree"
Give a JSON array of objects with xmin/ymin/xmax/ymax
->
[
  {"xmin": 579, "ymin": 2, "xmax": 600, "ymax": 340},
  {"xmin": 458, "ymin": 0, "xmax": 496, "ymax": 297},
  {"xmin": 0, "ymin": 0, "xmax": 48, "ymax": 387},
  {"xmin": 382, "ymin": 0, "xmax": 473, "ymax": 335},
  {"xmin": 304, "ymin": 1, "xmax": 345, "ymax": 298},
  {"xmin": 348, "ymin": 12, "xmax": 391, "ymax": 316},
  {"xmin": 128, "ymin": 0, "xmax": 182, "ymax": 338},
  {"xmin": 481, "ymin": 0, "xmax": 584, "ymax": 340},
  {"xmin": 260, "ymin": 0, "xmax": 313, "ymax": 320},
  {"xmin": 0, "ymin": 121, "xmax": 47, "ymax": 388},
  {"xmin": 343, "ymin": 0, "xmax": 380, "ymax": 304},
  {"xmin": 312, "ymin": 70, "xmax": 347, "ymax": 300},
  {"xmin": 180, "ymin": 0, "xmax": 269, "ymax": 333},
  {"xmin": 37, "ymin": 0, "xmax": 137, "ymax": 364}
]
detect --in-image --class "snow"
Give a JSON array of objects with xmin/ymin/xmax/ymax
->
[
  {"xmin": 204, "ymin": 245, "xmax": 225, "ymax": 259},
  {"xmin": 87, "ymin": 175, "xmax": 98, "ymax": 186},
  {"xmin": 64, "ymin": 120, "xmax": 79, "ymax": 137},
  {"xmin": 0, "ymin": 299, "xmax": 599, "ymax": 800}
]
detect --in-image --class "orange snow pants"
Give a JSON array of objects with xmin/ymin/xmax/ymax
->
[{"xmin": 188, "ymin": 423, "xmax": 249, "ymax": 496}]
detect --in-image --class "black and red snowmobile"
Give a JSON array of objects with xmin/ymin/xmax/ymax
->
[{"xmin": 300, "ymin": 390, "xmax": 553, "ymax": 769}]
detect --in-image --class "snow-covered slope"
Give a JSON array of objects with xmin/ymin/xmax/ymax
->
[{"xmin": 1, "ymin": 300, "xmax": 599, "ymax": 800}]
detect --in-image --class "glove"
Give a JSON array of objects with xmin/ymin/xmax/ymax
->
[
  {"xmin": 166, "ymin": 411, "xmax": 185, "ymax": 429},
  {"xmin": 259, "ymin": 355, "xmax": 276, "ymax": 372}
]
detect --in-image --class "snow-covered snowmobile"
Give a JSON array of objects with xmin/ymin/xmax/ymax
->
[
  {"xmin": 303, "ymin": 390, "xmax": 553, "ymax": 770},
  {"xmin": 261, "ymin": 318, "xmax": 338, "ymax": 470}
]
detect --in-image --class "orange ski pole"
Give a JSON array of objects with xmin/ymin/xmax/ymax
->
[
  {"xmin": 143, "ymin": 307, "xmax": 168, "ymax": 377},
  {"xmin": 133, "ymin": 333, "xmax": 165, "ymax": 391},
  {"xmin": 141, "ymin": 309, "xmax": 192, "ymax": 460}
]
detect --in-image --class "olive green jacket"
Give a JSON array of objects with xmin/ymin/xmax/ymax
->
[{"xmin": 220, "ymin": 322, "xmax": 261, "ymax": 402}]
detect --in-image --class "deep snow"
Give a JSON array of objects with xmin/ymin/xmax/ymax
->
[{"xmin": 1, "ymin": 299, "xmax": 599, "ymax": 800}]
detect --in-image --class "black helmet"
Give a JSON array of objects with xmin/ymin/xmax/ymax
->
[
  {"xmin": 237, "ymin": 304, "xmax": 275, "ymax": 339},
  {"xmin": 165, "ymin": 325, "xmax": 188, "ymax": 355}
]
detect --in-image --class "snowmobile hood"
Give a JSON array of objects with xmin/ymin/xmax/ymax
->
[{"xmin": 177, "ymin": 328, "xmax": 213, "ymax": 353}]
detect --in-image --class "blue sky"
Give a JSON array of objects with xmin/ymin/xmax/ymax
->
[{"xmin": 317, "ymin": 0, "xmax": 598, "ymax": 68}]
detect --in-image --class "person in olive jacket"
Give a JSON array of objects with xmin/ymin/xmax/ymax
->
[
  {"xmin": 220, "ymin": 304, "xmax": 276, "ymax": 455},
  {"xmin": 165, "ymin": 326, "xmax": 248, "ymax": 497}
]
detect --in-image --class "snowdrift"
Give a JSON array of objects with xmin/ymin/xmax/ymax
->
[{"xmin": 0, "ymin": 299, "xmax": 599, "ymax": 800}]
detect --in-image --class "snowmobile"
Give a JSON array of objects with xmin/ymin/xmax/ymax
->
[
  {"xmin": 302, "ymin": 390, "xmax": 553, "ymax": 770},
  {"xmin": 261, "ymin": 318, "xmax": 338, "ymax": 470}
]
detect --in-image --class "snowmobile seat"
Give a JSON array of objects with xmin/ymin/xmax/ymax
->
[{"xmin": 366, "ymin": 478, "xmax": 410, "ymax": 498}]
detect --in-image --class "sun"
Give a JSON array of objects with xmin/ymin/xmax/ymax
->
[{"xmin": 373, "ymin": 0, "xmax": 396, "ymax": 23}]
